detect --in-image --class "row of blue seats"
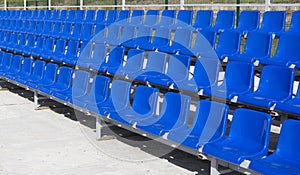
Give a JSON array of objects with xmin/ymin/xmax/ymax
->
[
  {"xmin": 0, "ymin": 9, "xmax": 299, "ymax": 37},
  {"xmin": 0, "ymin": 51, "xmax": 298, "ymax": 174},
  {"xmin": 0, "ymin": 46, "xmax": 299, "ymax": 116}
]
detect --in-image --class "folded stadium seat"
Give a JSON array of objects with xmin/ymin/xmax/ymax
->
[
  {"xmin": 237, "ymin": 66, "xmax": 294, "ymax": 109},
  {"xmin": 249, "ymin": 119, "xmax": 300, "ymax": 175},
  {"xmin": 255, "ymin": 11, "xmax": 286, "ymax": 38},
  {"xmin": 158, "ymin": 28, "xmax": 193, "ymax": 54},
  {"xmin": 49, "ymin": 39, "xmax": 67, "ymax": 63},
  {"xmin": 76, "ymin": 42, "xmax": 93, "ymax": 68},
  {"xmin": 89, "ymin": 80, "xmax": 132, "ymax": 116},
  {"xmin": 14, "ymin": 34, "xmax": 28, "ymax": 53},
  {"xmin": 73, "ymin": 75, "xmax": 110, "ymax": 109},
  {"xmin": 93, "ymin": 25, "xmax": 121, "ymax": 45},
  {"xmin": 38, "ymin": 66, "xmax": 73, "ymax": 96},
  {"xmin": 202, "ymin": 30, "xmax": 241, "ymax": 60},
  {"xmin": 203, "ymin": 61, "xmax": 254, "ymax": 100},
  {"xmin": 109, "ymin": 85, "xmax": 159, "ymax": 125},
  {"xmin": 48, "ymin": 10, "xmax": 59, "ymax": 22},
  {"xmin": 153, "ymin": 10, "xmax": 176, "ymax": 29},
  {"xmin": 129, "ymin": 10, "xmax": 144, "ymax": 26},
  {"xmin": 0, "ymin": 52, "xmax": 12, "ymax": 69},
  {"xmin": 5, "ymin": 33, "xmax": 19, "ymax": 51},
  {"xmin": 62, "ymin": 41, "xmax": 81, "ymax": 66},
  {"xmin": 135, "ymin": 92, "xmax": 191, "ymax": 136},
  {"xmin": 19, "ymin": 21, "xmax": 31, "ymax": 33},
  {"xmin": 175, "ymin": 58, "xmax": 220, "ymax": 93},
  {"xmin": 99, "ymin": 47, "xmax": 125, "ymax": 74},
  {"xmin": 212, "ymin": 10, "xmax": 235, "ymax": 33},
  {"xmin": 279, "ymin": 11, "xmax": 300, "ymax": 36},
  {"xmin": 80, "ymin": 23, "xmax": 94, "ymax": 42},
  {"xmin": 27, "ymin": 63, "xmax": 58, "ymax": 89},
  {"xmin": 40, "ymin": 22, "xmax": 54, "ymax": 37},
  {"xmin": 67, "ymin": 23, "xmax": 83, "ymax": 41},
  {"xmin": 117, "ymin": 10, "xmax": 130, "ymax": 25},
  {"xmin": 93, "ymin": 10, "xmax": 106, "ymax": 25},
  {"xmin": 31, "ymin": 10, "xmax": 39, "ymax": 21},
  {"xmin": 0, "ymin": 32, "xmax": 12, "ymax": 49},
  {"xmin": 275, "ymin": 85, "xmax": 300, "ymax": 115},
  {"xmin": 147, "ymin": 54, "xmax": 190, "ymax": 87},
  {"xmin": 74, "ymin": 10, "xmax": 85, "ymax": 24},
  {"xmin": 234, "ymin": 10, "xmax": 260, "ymax": 35},
  {"xmin": 43, "ymin": 10, "xmax": 52, "ymax": 21},
  {"xmin": 140, "ymin": 10, "xmax": 160, "ymax": 27},
  {"xmin": 65, "ymin": 10, "xmax": 76, "ymax": 23},
  {"xmin": 35, "ymin": 10, "xmax": 45, "ymax": 22},
  {"xmin": 121, "ymin": 26, "xmax": 152, "ymax": 49},
  {"xmin": 138, "ymin": 27, "xmax": 171, "ymax": 51},
  {"xmin": 52, "ymin": 22, "xmax": 72, "ymax": 39},
  {"xmin": 127, "ymin": 52, "xmax": 168, "ymax": 82},
  {"xmin": 168, "ymin": 10, "xmax": 194, "ymax": 30},
  {"xmin": 27, "ymin": 21, "xmax": 37, "ymax": 35},
  {"xmin": 203, "ymin": 108, "xmax": 272, "ymax": 165},
  {"xmin": 84, "ymin": 10, "xmax": 96, "ymax": 24},
  {"xmin": 30, "ymin": 37, "xmax": 45, "ymax": 58},
  {"xmin": 80, "ymin": 43, "xmax": 107, "ymax": 70},
  {"xmin": 0, "ymin": 52, "xmax": 5, "ymax": 66},
  {"xmin": 0, "ymin": 54, "xmax": 20, "ymax": 77},
  {"xmin": 101, "ymin": 10, "xmax": 118, "ymax": 26},
  {"xmin": 114, "ymin": 49, "xmax": 145, "ymax": 77},
  {"xmin": 25, "ymin": 10, "xmax": 33, "ymax": 19},
  {"xmin": 257, "ymin": 33, "xmax": 300, "ymax": 67},
  {"xmin": 39, "ymin": 38, "xmax": 55, "ymax": 60},
  {"xmin": 34, "ymin": 21, "xmax": 45, "ymax": 36},
  {"xmin": 166, "ymin": 100, "xmax": 228, "ymax": 150},
  {"xmin": 94, "ymin": 23, "xmax": 106, "ymax": 37},
  {"xmin": 5, "ymin": 57, "xmax": 33, "ymax": 81},
  {"xmin": 227, "ymin": 31, "xmax": 272, "ymax": 63},
  {"xmin": 53, "ymin": 70, "xmax": 90, "ymax": 102},
  {"xmin": 22, "ymin": 35, "xmax": 36, "ymax": 55},
  {"xmin": 109, "ymin": 25, "xmax": 136, "ymax": 46},
  {"xmin": 16, "ymin": 60, "xmax": 46, "ymax": 86}
]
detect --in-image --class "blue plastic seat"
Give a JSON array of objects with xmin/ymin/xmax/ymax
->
[
  {"xmin": 36, "ymin": 10, "xmax": 45, "ymax": 21},
  {"xmin": 49, "ymin": 10, "xmax": 60, "ymax": 22},
  {"xmin": 76, "ymin": 42, "xmax": 93, "ymax": 68},
  {"xmin": 168, "ymin": 10, "xmax": 193, "ymax": 30},
  {"xmin": 82, "ymin": 43, "xmax": 107, "ymax": 70},
  {"xmin": 20, "ymin": 34, "xmax": 34, "ymax": 55},
  {"xmin": 212, "ymin": 10, "xmax": 236, "ymax": 33},
  {"xmin": 5, "ymin": 33, "xmax": 19, "ymax": 51},
  {"xmin": 234, "ymin": 10, "xmax": 260, "ymax": 35},
  {"xmin": 127, "ymin": 52, "xmax": 168, "ymax": 82},
  {"xmin": 27, "ymin": 63, "xmax": 58, "ymax": 89},
  {"xmin": 0, "ymin": 53, "xmax": 13, "ymax": 74},
  {"xmin": 0, "ymin": 32, "xmax": 12, "ymax": 49},
  {"xmin": 135, "ymin": 92, "xmax": 191, "ymax": 136},
  {"xmin": 73, "ymin": 75, "xmax": 110, "ymax": 109},
  {"xmin": 167, "ymin": 100, "xmax": 229, "ymax": 150},
  {"xmin": 275, "ymin": 85, "xmax": 300, "ymax": 115},
  {"xmin": 66, "ymin": 23, "xmax": 83, "ymax": 41},
  {"xmin": 117, "ymin": 10, "xmax": 130, "ymax": 24},
  {"xmin": 100, "ymin": 47, "xmax": 125, "ymax": 74},
  {"xmin": 142, "ymin": 10, "xmax": 160, "ymax": 26},
  {"xmin": 41, "ymin": 22, "xmax": 54, "ymax": 37},
  {"xmin": 228, "ymin": 31, "xmax": 272, "ymax": 63},
  {"xmin": 90, "ymin": 80, "xmax": 132, "ymax": 116},
  {"xmin": 65, "ymin": 10, "xmax": 76, "ymax": 23},
  {"xmin": 17, "ymin": 60, "xmax": 46, "ymax": 86},
  {"xmin": 256, "ymin": 11, "xmax": 286, "ymax": 37},
  {"xmin": 121, "ymin": 26, "xmax": 152, "ymax": 49},
  {"xmin": 204, "ymin": 61, "xmax": 254, "ymax": 99},
  {"xmin": 258, "ymin": 33, "xmax": 300, "ymax": 67},
  {"xmin": 102, "ymin": 10, "xmax": 118, "ymax": 26},
  {"xmin": 147, "ymin": 54, "xmax": 191, "ymax": 87},
  {"xmin": 40, "ymin": 37, "xmax": 55, "ymax": 60},
  {"xmin": 176, "ymin": 58, "xmax": 220, "ymax": 93},
  {"xmin": 130, "ymin": 10, "xmax": 144, "ymax": 25},
  {"xmin": 203, "ymin": 108, "xmax": 272, "ymax": 164},
  {"xmin": 84, "ymin": 10, "xmax": 96, "ymax": 24},
  {"xmin": 138, "ymin": 27, "xmax": 171, "ymax": 51},
  {"xmin": 249, "ymin": 119, "xmax": 300, "ymax": 175},
  {"xmin": 38, "ymin": 66, "xmax": 73, "ymax": 96},
  {"xmin": 80, "ymin": 23, "xmax": 94, "ymax": 42},
  {"xmin": 109, "ymin": 85, "xmax": 159, "ymax": 125},
  {"xmin": 115, "ymin": 49, "xmax": 145, "ymax": 77},
  {"xmin": 237, "ymin": 66, "xmax": 294, "ymax": 109},
  {"xmin": 214, "ymin": 30, "xmax": 241, "ymax": 60},
  {"xmin": 30, "ymin": 37, "xmax": 45, "ymax": 57},
  {"xmin": 35, "ymin": 21, "xmax": 45, "ymax": 35},
  {"xmin": 74, "ymin": 10, "xmax": 85, "ymax": 23},
  {"xmin": 50, "ymin": 39, "xmax": 67, "ymax": 63},
  {"xmin": 0, "ymin": 54, "xmax": 20, "ymax": 77},
  {"xmin": 63, "ymin": 41, "xmax": 81, "ymax": 65},
  {"xmin": 109, "ymin": 25, "xmax": 136, "ymax": 46},
  {"xmin": 6, "ymin": 57, "xmax": 33, "ymax": 81},
  {"xmin": 94, "ymin": 25, "xmax": 121, "ymax": 45},
  {"xmin": 53, "ymin": 22, "xmax": 72, "ymax": 39},
  {"xmin": 27, "ymin": 21, "xmax": 37, "ymax": 35},
  {"xmin": 154, "ymin": 10, "xmax": 176, "ymax": 28},
  {"xmin": 44, "ymin": 10, "xmax": 52, "ymax": 20},
  {"xmin": 281, "ymin": 11, "xmax": 300, "ymax": 35},
  {"xmin": 53, "ymin": 70, "xmax": 90, "ymax": 102},
  {"xmin": 14, "ymin": 34, "xmax": 30, "ymax": 53},
  {"xmin": 94, "ymin": 10, "xmax": 106, "ymax": 25},
  {"xmin": 158, "ymin": 28, "xmax": 193, "ymax": 54}
]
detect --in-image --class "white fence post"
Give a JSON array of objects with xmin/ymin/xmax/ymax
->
[
  {"xmin": 180, "ymin": 0, "xmax": 184, "ymax": 10},
  {"xmin": 80, "ymin": 0, "xmax": 83, "ymax": 10},
  {"xmin": 4, "ymin": 0, "xmax": 6, "ymax": 10},
  {"xmin": 48, "ymin": 0, "xmax": 51, "ymax": 10},
  {"xmin": 23, "ymin": 0, "xmax": 26, "ymax": 10},
  {"xmin": 122, "ymin": 0, "xmax": 125, "ymax": 10},
  {"xmin": 265, "ymin": 0, "xmax": 271, "ymax": 11}
]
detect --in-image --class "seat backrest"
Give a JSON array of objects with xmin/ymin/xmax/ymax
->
[
  {"xmin": 106, "ymin": 10, "xmax": 118, "ymax": 25},
  {"xmin": 176, "ymin": 10, "xmax": 193, "ymax": 25},
  {"xmin": 260, "ymin": 11, "xmax": 286, "ymax": 32},
  {"xmin": 59, "ymin": 10, "xmax": 68, "ymax": 21},
  {"xmin": 166, "ymin": 54, "xmax": 191, "ymax": 81},
  {"xmin": 20, "ymin": 58, "xmax": 34, "ymax": 75},
  {"xmin": 51, "ymin": 10, "xmax": 60, "ymax": 20},
  {"xmin": 193, "ymin": 58, "xmax": 220, "ymax": 86},
  {"xmin": 199, "ymin": 29, "xmax": 217, "ymax": 47},
  {"xmin": 237, "ymin": 10, "xmax": 260, "ymax": 31},
  {"xmin": 1, "ymin": 53, "xmax": 13, "ymax": 69},
  {"xmin": 121, "ymin": 25, "xmax": 136, "ymax": 43},
  {"xmin": 61, "ymin": 22, "xmax": 72, "ymax": 35},
  {"xmin": 44, "ymin": 38, "xmax": 55, "ymax": 52},
  {"xmin": 35, "ymin": 37, "xmax": 45, "ymax": 50},
  {"xmin": 43, "ymin": 63, "xmax": 58, "ymax": 83},
  {"xmin": 95, "ymin": 10, "xmax": 106, "ymax": 23},
  {"xmin": 105, "ymin": 47, "xmax": 125, "ymax": 68},
  {"xmin": 173, "ymin": 28, "xmax": 193, "ymax": 47},
  {"xmin": 273, "ymin": 33, "xmax": 300, "ymax": 60},
  {"xmin": 81, "ymin": 23, "xmax": 94, "ymax": 40},
  {"xmin": 31, "ymin": 60, "xmax": 46, "ymax": 79},
  {"xmin": 91, "ymin": 43, "xmax": 108, "ymax": 65},
  {"xmin": 10, "ymin": 33, "xmax": 19, "ymax": 45},
  {"xmin": 85, "ymin": 10, "xmax": 96, "ymax": 22},
  {"xmin": 36, "ymin": 21, "xmax": 45, "ymax": 33},
  {"xmin": 136, "ymin": 26, "xmax": 152, "ymax": 43},
  {"xmin": 190, "ymin": 100, "xmax": 229, "ymax": 142},
  {"xmin": 214, "ymin": 10, "xmax": 235, "ymax": 30},
  {"xmin": 66, "ymin": 40, "xmax": 80, "ymax": 57},
  {"xmin": 52, "ymin": 22, "xmax": 62, "ymax": 34},
  {"xmin": 242, "ymin": 31, "xmax": 272, "ymax": 57},
  {"xmin": 122, "ymin": 49, "xmax": 145, "ymax": 73},
  {"xmin": 289, "ymin": 11, "xmax": 300, "ymax": 33},
  {"xmin": 131, "ymin": 86, "xmax": 159, "ymax": 115},
  {"xmin": 106, "ymin": 24, "xmax": 121, "ymax": 41},
  {"xmin": 110, "ymin": 80, "xmax": 132, "ymax": 111},
  {"xmin": 19, "ymin": 33, "xmax": 27, "ymax": 46},
  {"xmin": 159, "ymin": 10, "xmax": 176, "ymax": 26},
  {"xmin": 152, "ymin": 27, "xmax": 171, "ymax": 45},
  {"xmin": 275, "ymin": 120, "xmax": 300, "ymax": 159},
  {"xmin": 75, "ymin": 10, "xmax": 85, "ymax": 22},
  {"xmin": 143, "ymin": 10, "xmax": 160, "ymax": 25},
  {"xmin": 67, "ymin": 10, "xmax": 76, "ymax": 21},
  {"xmin": 118, "ymin": 10, "xmax": 130, "ymax": 22},
  {"xmin": 131, "ymin": 10, "xmax": 144, "ymax": 25},
  {"xmin": 26, "ymin": 35, "xmax": 35, "ymax": 48},
  {"xmin": 44, "ymin": 10, "xmax": 52, "ymax": 20},
  {"xmin": 54, "ymin": 39, "xmax": 66, "ymax": 55},
  {"xmin": 10, "ymin": 55, "xmax": 22, "ymax": 72},
  {"xmin": 216, "ymin": 30, "xmax": 241, "ymax": 55},
  {"xmin": 38, "ymin": 10, "xmax": 45, "ymax": 20},
  {"xmin": 56, "ymin": 66, "xmax": 74, "ymax": 87},
  {"xmin": 88, "ymin": 75, "xmax": 110, "ymax": 104},
  {"xmin": 221, "ymin": 61, "xmax": 254, "ymax": 92},
  {"xmin": 257, "ymin": 66, "xmax": 294, "ymax": 99},
  {"xmin": 145, "ymin": 52, "xmax": 168, "ymax": 74},
  {"xmin": 229, "ymin": 108, "xmax": 272, "ymax": 152},
  {"xmin": 72, "ymin": 23, "xmax": 83, "ymax": 37},
  {"xmin": 73, "ymin": 70, "xmax": 90, "ymax": 97}
]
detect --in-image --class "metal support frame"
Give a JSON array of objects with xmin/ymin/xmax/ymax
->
[
  {"xmin": 96, "ymin": 115, "xmax": 116, "ymax": 141},
  {"xmin": 210, "ymin": 158, "xmax": 221, "ymax": 175},
  {"xmin": 265, "ymin": 0, "xmax": 271, "ymax": 11}
]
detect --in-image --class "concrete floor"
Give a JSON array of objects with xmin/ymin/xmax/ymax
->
[{"xmin": 0, "ymin": 85, "xmax": 215, "ymax": 175}]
